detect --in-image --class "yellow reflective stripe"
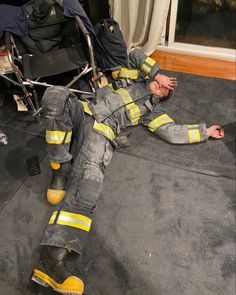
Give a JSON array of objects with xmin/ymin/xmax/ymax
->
[
  {"xmin": 145, "ymin": 56, "xmax": 156, "ymax": 67},
  {"xmin": 49, "ymin": 211, "xmax": 58, "ymax": 224},
  {"xmin": 81, "ymin": 101, "xmax": 92, "ymax": 115},
  {"xmin": 116, "ymin": 88, "xmax": 140, "ymax": 125},
  {"xmin": 108, "ymin": 83, "xmax": 140, "ymax": 125},
  {"xmin": 141, "ymin": 57, "xmax": 156, "ymax": 74},
  {"xmin": 46, "ymin": 130, "xmax": 72, "ymax": 144},
  {"xmin": 188, "ymin": 129, "xmax": 201, "ymax": 143},
  {"xmin": 56, "ymin": 211, "xmax": 92, "ymax": 232},
  {"xmin": 148, "ymin": 114, "xmax": 174, "ymax": 132},
  {"xmin": 119, "ymin": 67, "xmax": 139, "ymax": 79},
  {"xmin": 141, "ymin": 63, "xmax": 151, "ymax": 74},
  {"xmin": 187, "ymin": 124, "xmax": 199, "ymax": 128},
  {"xmin": 65, "ymin": 132, "xmax": 72, "ymax": 143},
  {"xmin": 93, "ymin": 120, "xmax": 116, "ymax": 140}
]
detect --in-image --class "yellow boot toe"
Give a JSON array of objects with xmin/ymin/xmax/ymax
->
[
  {"xmin": 47, "ymin": 189, "xmax": 65, "ymax": 205},
  {"xmin": 32, "ymin": 269, "xmax": 84, "ymax": 295}
]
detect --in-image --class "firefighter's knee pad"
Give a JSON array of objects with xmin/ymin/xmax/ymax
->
[{"xmin": 42, "ymin": 86, "xmax": 71, "ymax": 119}]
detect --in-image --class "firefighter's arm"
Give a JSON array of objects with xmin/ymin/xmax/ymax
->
[
  {"xmin": 155, "ymin": 122, "xmax": 209, "ymax": 144},
  {"xmin": 128, "ymin": 48, "xmax": 159, "ymax": 79},
  {"xmin": 156, "ymin": 123, "xmax": 224, "ymax": 143},
  {"xmin": 141, "ymin": 112, "xmax": 209, "ymax": 144},
  {"xmin": 127, "ymin": 49, "xmax": 177, "ymax": 89}
]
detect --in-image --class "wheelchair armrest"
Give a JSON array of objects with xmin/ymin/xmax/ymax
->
[
  {"xmin": 75, "ymin": 14, "xmax": 89, "ymax": 38},
  {"xmin": 4, "ymin": 32, "xmax": 14, "ymax": 66},
  {"xmin": 4, "ymin": 32, "xmax": 12, "ymax": 52},
  {"xmin": 75, "ymin": 15, "xmax": 98, "ymax": 82}
]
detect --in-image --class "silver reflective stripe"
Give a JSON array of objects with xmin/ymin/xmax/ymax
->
[
  {"xmin": 119, "ymin": 67, "xmax": 139, "ymax": 79},
  {"xmin": 56, "ymin": 211, "xmax": 92, "ymax": 232},
  {"xmin": 46, "ymin": 130, "xmax": 72, "ymax": 144}
]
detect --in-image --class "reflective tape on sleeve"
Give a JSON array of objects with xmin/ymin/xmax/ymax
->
[
  {"xmin": 119, "ymin": 67, "xmax": 139, "ymax": 79},
  {"xmin": 141, "ymin": 57, "xmax": 156, "ymax": 74},
  {"xmin": 93, "ymin": 120, "xmax": 116, "ymax": 140},
  {"xmin": 148, "ymin": 114, "xmax": 174, "ymax": 132},
  {"xmin": 54, "ymin": 211, "xmax": 92, "ymax": 232},
  {"xmin": 116, "ymin": 88, "xmax": 140, "ymax": 125},
  {"xmin": 141, "ymin": 63, "xmax": 151, "ymax": 74},
  {"xmin": 46, "ymin": 130, "xmax": 72, "ymax": 144},
  {"xmin": 187, "ymin": 125, "xmax": 199, "ymax": 128},
  {"xmin": 188, "ymin": 126, "xmax": 201, "ymax": 143}
]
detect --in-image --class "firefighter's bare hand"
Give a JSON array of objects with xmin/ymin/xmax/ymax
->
[
  {"xmin": 155, "ymin": 74, "xmax": 177, "ymax": 90},
  {"xmin": 207, "ymin": 125, "xmax": 224, "ymax": 139}
]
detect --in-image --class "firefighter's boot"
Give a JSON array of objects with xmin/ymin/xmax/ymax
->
[
  {"xmin": 47, "ymin": 162, "xmax": 70, "ymax": 205},
  {"xmin": 32, "ymin": 246, "xmax": 84, "ymax": 295}
]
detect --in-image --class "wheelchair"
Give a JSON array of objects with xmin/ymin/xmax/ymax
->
[{"xmin": 0, "ymin": 0, "xmax": 98, "ymax": 118}]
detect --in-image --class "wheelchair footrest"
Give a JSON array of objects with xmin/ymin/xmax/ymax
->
[{"xmin": 13, "ymin": 94, "xmax": 28, "ymax": 112}]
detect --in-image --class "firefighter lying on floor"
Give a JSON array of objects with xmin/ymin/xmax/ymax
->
[{"xmin": 31, "ymin": 48, "xmax": 224, "ymax": 295}]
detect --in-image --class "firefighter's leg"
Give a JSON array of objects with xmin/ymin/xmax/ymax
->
[
  {"xmin": 32, "ymin": 118, "xmax": 114, "ymax": 294},
  {"xmin": 42, "ymin": 87, "xmax": 85, "ymax": 205}
]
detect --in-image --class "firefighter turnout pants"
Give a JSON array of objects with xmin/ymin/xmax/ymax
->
[{"xmin": 41, "ymin": 92, "xmax": 114, "ymax": 254}]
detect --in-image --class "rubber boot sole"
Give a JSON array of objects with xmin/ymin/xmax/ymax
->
[{"xmin": 32, "ymin": 268, "xmax": 84, "ymax": 295}]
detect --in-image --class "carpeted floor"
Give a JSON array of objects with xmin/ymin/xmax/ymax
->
[
  {"xmin": 0, "ymin": 106, "xmax": 46, "ymax": 210},
  {"xmin": 0, "ymin": 71, "xmax": 235, "ymax": 295}
]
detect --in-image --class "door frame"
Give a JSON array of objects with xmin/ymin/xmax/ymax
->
[{"xmin": 157, "ymin": 0, "xmax": 235, "ymax": 61}]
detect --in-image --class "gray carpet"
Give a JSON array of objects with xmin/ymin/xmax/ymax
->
[
  {"xmin": 0, "ymin": 103, "xmax": 46, "ymax": 209},
  {"xmin": 0, "ymin": 104, "xmax": 45, "ymax": 136},
  {"xmin": 84, "ymin": 152, "xmax": 235, "ymax": 295},
  {"xmin": 0, "ymin": 126, "xmax": 46, "ymax": 209},
  {"xmin": 0, "ymin": 154, "xmax": 234, "ymax": 295}
]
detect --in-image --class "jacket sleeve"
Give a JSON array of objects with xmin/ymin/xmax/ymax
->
[
  {"xmin": 141, "ymin": 109, "xmax": 209, "ymax": 144},
  {"xmin": 118, "ymin": 48, "xmax": 160, "ymax": 80}
]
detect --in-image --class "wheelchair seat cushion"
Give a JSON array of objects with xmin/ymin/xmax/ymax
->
[{"xmin": 22, "ymin": 46, "xmax": 88, "ymax": 79}]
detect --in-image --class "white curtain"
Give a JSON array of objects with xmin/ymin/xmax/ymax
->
[{"xmin": 111, "ymin": 0, "xmax": 171, "ymax": 55}]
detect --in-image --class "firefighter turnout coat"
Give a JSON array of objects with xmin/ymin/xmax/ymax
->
[{"xmin": 41, "ymin": 49, "xmax": 209, "ymax": 254}]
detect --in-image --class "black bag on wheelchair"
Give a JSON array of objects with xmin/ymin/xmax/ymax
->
[
  {"xmin": 19, "ymin": 0, "xmax": 77, "ymax": 54},
  {"xmin": 94, "ymin": 18, "xmax": 128, "ymax": 70}
]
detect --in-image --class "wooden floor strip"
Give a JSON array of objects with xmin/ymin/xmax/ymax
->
[{"xmin": 151, "ymin": 51, "xmax": 236, "ymax": 81}]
